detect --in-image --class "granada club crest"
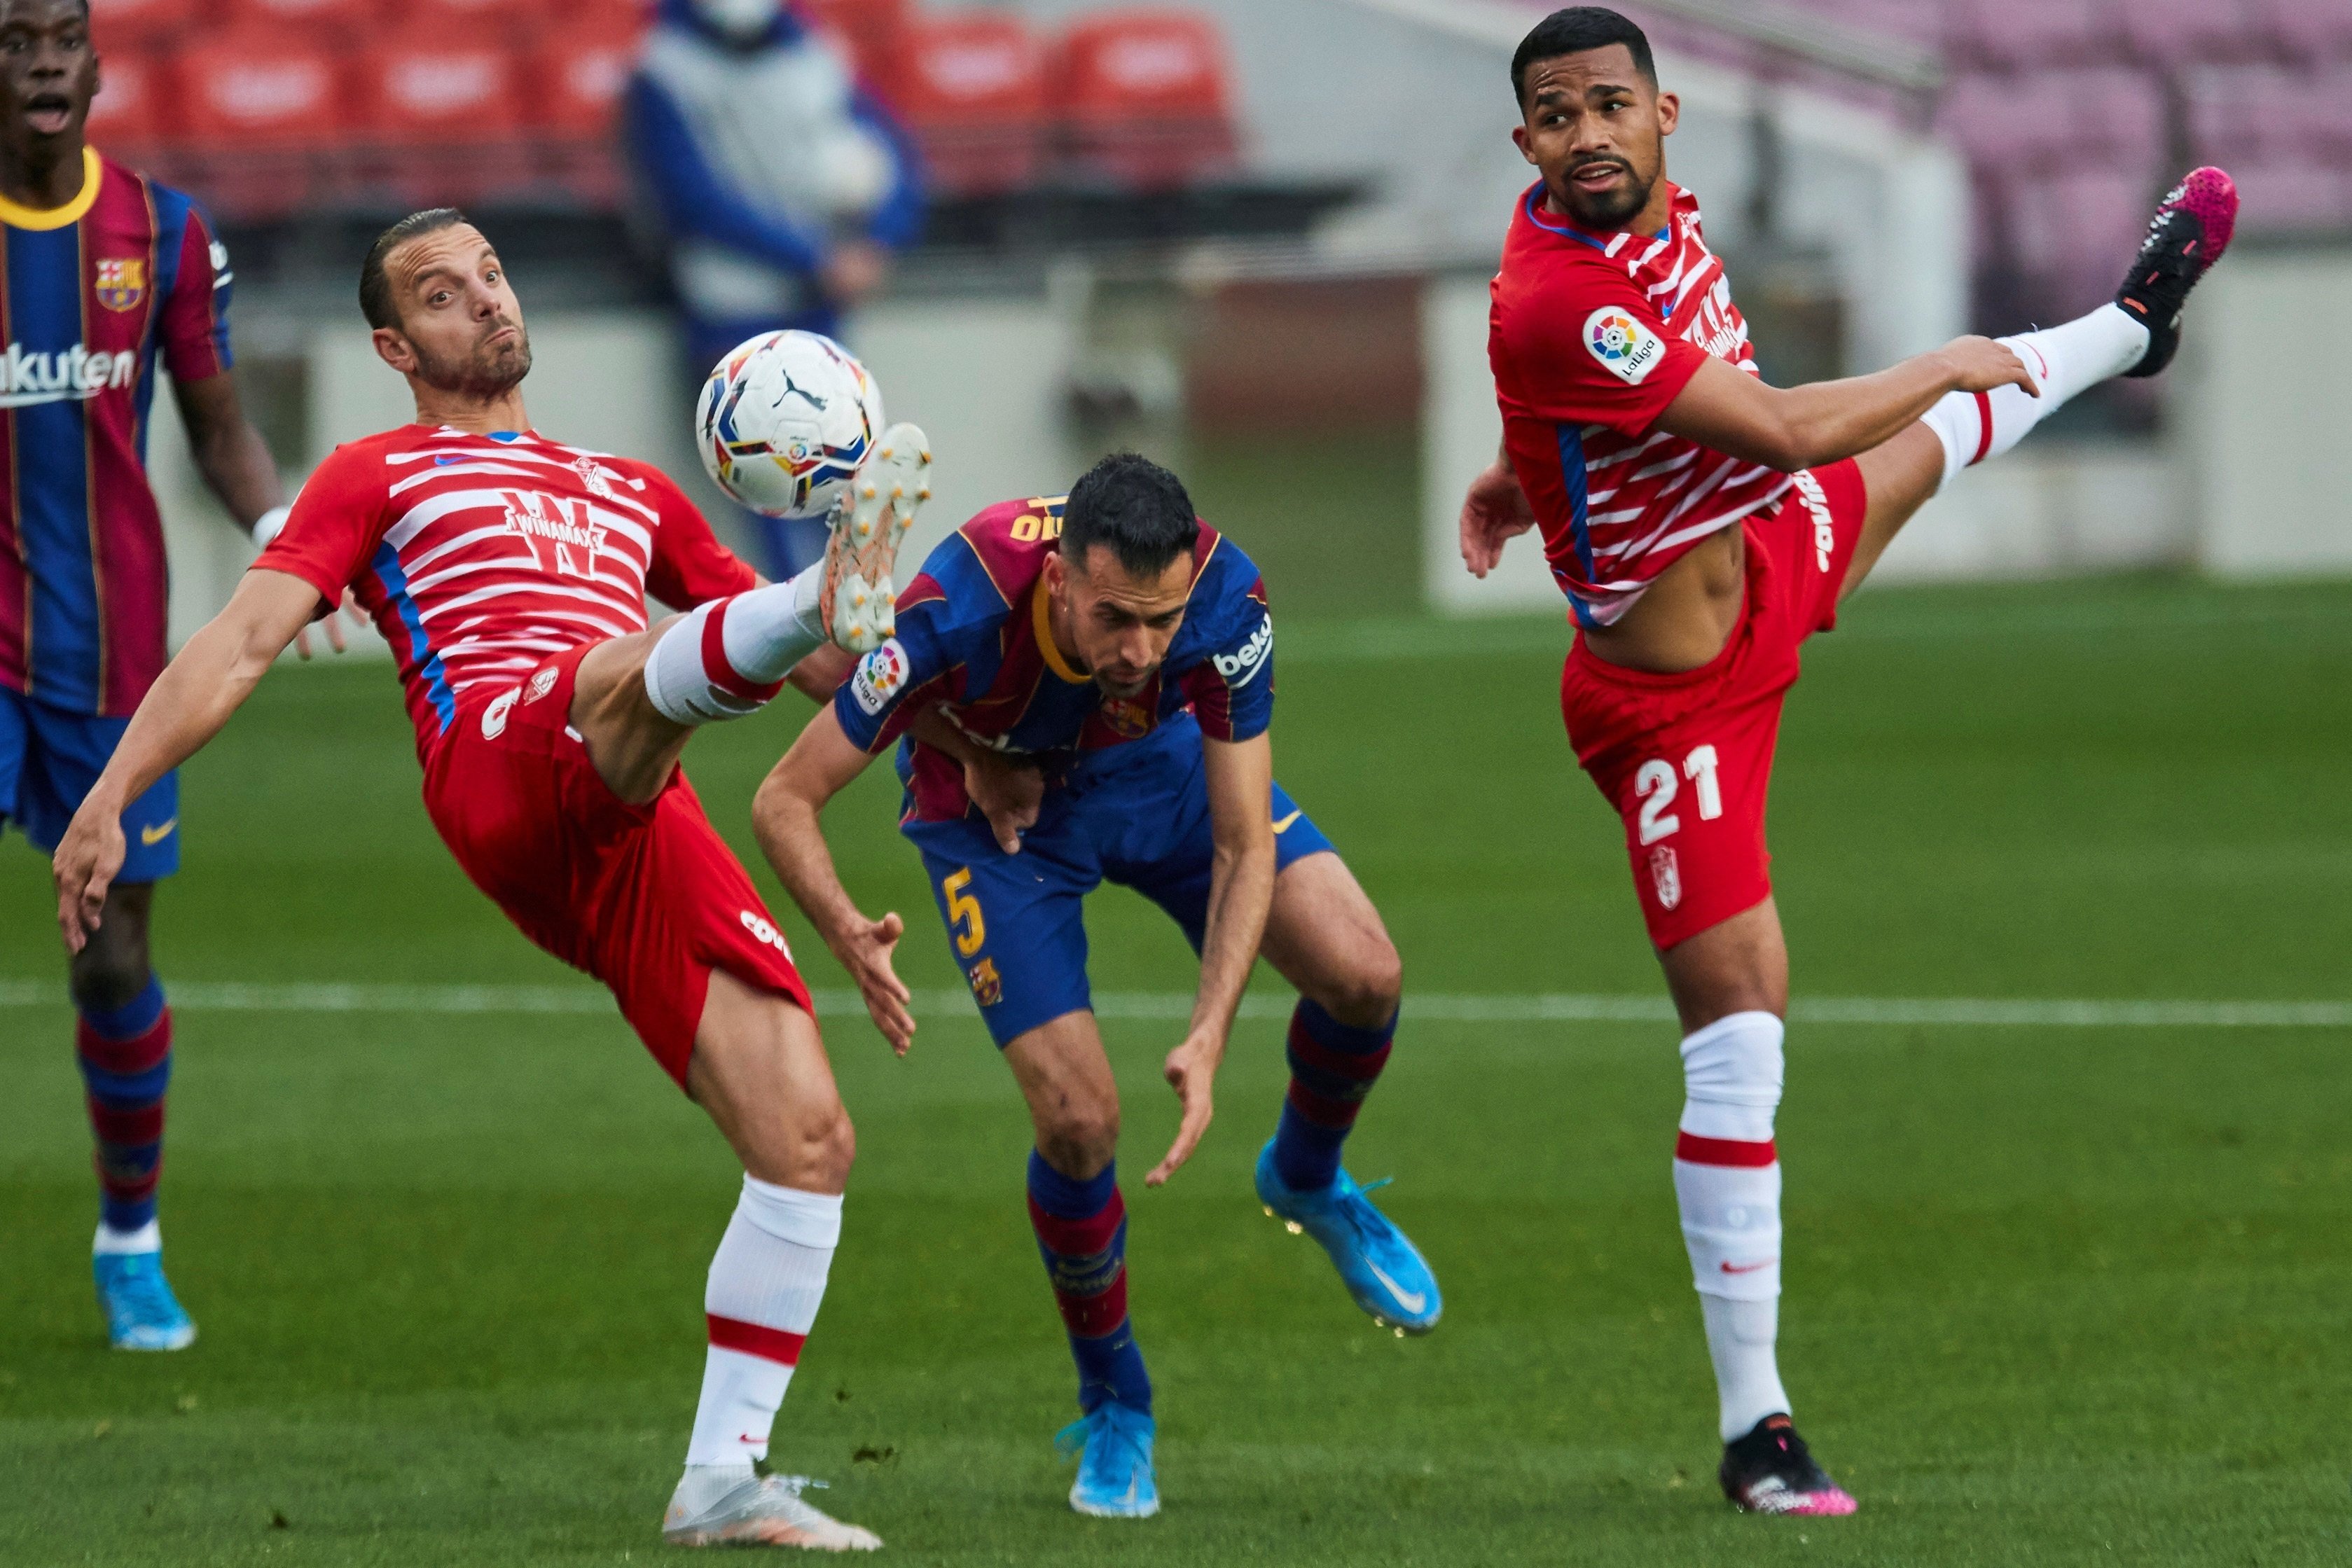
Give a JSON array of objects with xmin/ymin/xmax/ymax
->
[
  {"xmin": 1649, "ymin": 844, "xmax": 1682, "ymax": 912},
  {"xmin": 95, "ymin": 257, "xmax": 146, "ymax": 312},
  {"xmin": 500, "ymin": 490, "xmax": 607, "ymax": 578}
]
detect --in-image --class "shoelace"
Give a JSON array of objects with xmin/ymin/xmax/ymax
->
[{"xmin": 1334, "ymin": 1176, "xmax": 1399, "ymax": 1247}]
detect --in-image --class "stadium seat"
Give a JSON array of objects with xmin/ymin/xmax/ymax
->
[
  {"xmin": 364, "ymin": 35, "xmax": 523, "ymax": 143},
  {"xmin": 1948, "ymin": 0, "xmax": 2114, "ymax": 69},
  {"xmin": 2119, "ymin": 0, "xmax": 2264, "ymax": 64},
  {"xmin": 228, "ymin": 0, "xmax": 378, "ymax": 40},
  {"xmin": 2227, "ymin": 157, "xmax": 2352, "ymax": 231},
  {"xmin": 797, "ymin": 0, "xmax": 910, "ymax": 76},
  {"xmin": 2009, "ymin": 165, "xmax": 2159, "ymax": 317},
  {"xmin": 173, "ymin": 32, "xmax": 346, "ymax": 148},
  {"xmin": 894, "ymin": 12, "xmax": 1050, "ymax": 197},
  {"xmin": 401, "ymin": 0, "xmax": 552, "ymax": 38},
  {"xmin": 533, "ymin": 22, "xmax": 640, "ymax": 139},
  {"xmin": 2264, "ymin": 0, "xmax": 2352, "ymax": 61},
  {"xmin": 85, "ymin": 48, "xmax": 165, "ymax": 150},
  {"xmin": 1057, "ymin": 9, "xmax": 1240, "ymax": 190},
  {"xmin": 88, "ymin": 0, "xmax": 197, "ymax": 49}
]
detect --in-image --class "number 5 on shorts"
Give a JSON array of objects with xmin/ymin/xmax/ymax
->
[{"xmin": 943, "ymin": 867, "xmax": 986, "ymax": 957}]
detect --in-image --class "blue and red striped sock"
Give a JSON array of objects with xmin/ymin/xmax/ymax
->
[
  {"xmin": 1026, "ymin": 1152, "xmax": 1151, "ymax": 1415},
  {"xmin": 1271, "ymin": 999, "xmax": 1396, "ymax": 1193},
  {"xmin": 75, "ymin": 977, "xmax": 172, "ymax": 1240}
]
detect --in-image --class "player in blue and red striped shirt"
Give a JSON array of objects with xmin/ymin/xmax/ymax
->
[{"xmin": 0, "ymin": 0, "xmax": 320, "ymax": 1351}]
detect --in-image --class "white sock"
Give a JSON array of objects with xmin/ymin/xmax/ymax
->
[
  {"xmin": 644, "ymin": 564, "xmax": 828, "ymax": 726},
  {"xmin": 1920, "ymin": 303, "xmax": 2151, "ymax": 489},
  {"xmin": 1672, "ymin": 1011, "xmax": 1792, "ymax": 1442},
  {"xmin": 684, "ymin": 1177, "xmax": 842, "ymax": 1469},
  {"xmin": 92, "ymin": 1219, "xmax": 160, "ymax": 1256}
]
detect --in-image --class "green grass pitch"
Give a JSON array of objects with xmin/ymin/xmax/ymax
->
[{"xmin": 4, "ymin": 576, "xmax": 2349, "ymax": 1565}]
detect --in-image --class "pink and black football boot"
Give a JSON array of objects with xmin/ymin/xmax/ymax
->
[
  {"xmin": 1719, "ymin": 1414, "xmax": 1859, "ymax": 1517},
  {"xmin": 2117, "ymin": 167, "xmax": 2239, "ymax": 378}
]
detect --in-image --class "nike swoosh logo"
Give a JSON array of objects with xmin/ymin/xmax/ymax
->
[
  {"xmin": 1366, "ymin": 1262, "xmax": 1426, "ymax": 1315},
  {"xmin": 1273, "ymin": 810, "xmax": 1302, "ymax": 834},
  {"xmin": 139, "ymin": 819, "xmax": 177, "ymax": 847},
  {"xmin": 1720, "ymin": 1258, "xmax": 1777, "ymax": 1275}
]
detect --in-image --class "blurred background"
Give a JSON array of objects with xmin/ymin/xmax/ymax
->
[{"xmin": 95, "ymin": 0, "xmax": 2351, "ymax": 637}]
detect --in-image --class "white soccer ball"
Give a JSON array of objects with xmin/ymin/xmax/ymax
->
[{"xmin": 696, "ymin": 331, "xmax": 885, "ymax": 520}]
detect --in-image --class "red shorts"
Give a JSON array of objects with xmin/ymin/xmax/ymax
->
[
  {"xmin": 1560, "ymin": 460, "xmax": 1867, "ymax": 950},
  {"xmin": 420, "ymin": 644, "xmax": 815, "ymax": 1088}
]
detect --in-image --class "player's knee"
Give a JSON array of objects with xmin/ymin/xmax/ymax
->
[
  {"xmin": 1035, "ymin": 1097, "xmax": 1120, "ymax": 1179},
  {"xmin": 1314, "ymin": 934, "xmax": 1404, "ymax": 1029},
  {"xmin": 69, "ymin": 938, "xmax": 152, "ymax": 1016}
]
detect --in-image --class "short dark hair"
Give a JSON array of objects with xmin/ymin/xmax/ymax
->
[
  {"xmin": 359, "ymin": 208, "xmax": 472, "ymax": 331},
  {"xmin": 1061, "ymin": 453, "xmax": 1199, "ymax": 579},
  {"xmin": 1511, "ymin": 7, "xmax": 1655, "ymax": 108}
]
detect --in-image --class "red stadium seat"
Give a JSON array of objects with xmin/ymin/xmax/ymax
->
[
  {"xmin": 364, "ymin": 34, "xmax": 523, "ymax": 143},
  {"xmin": 405, "ymin": 0, "xmax": 551, "ymax": 34},
  {"xmin": 894, "ymin": 13, "xmax": 1049, "ymax": 197},
  {"xmin": 174, "ymin": 32, "xmax": 347, "ymax": 148},
  {"xmin": 533, "ymin": 22, "xmax": 640, "ymax": 138},
  {"xmin": 88, "ymin": 0, "xmax": 198, "ymax": 50},
  {"xmin": 227, "ymin": 0, "xmax": 380, "ymax": 40},
  {"xmin": 796, "ymin": 0, "xmax": 910, "ymax": 80},
  {"xmin": 85, "ymin": 48, "xmax": 166, "ymax": 148},
  {"xmin": 1057, "ymin": 9, "xmax": 1239, "ymax": 189}
]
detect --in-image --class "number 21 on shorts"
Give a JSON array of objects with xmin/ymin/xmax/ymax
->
[
  {"xmin": 942, "ymin": 867, "xmax": 987, "ymax": 956},
  {"xmin": 1635, "ymin": 744, "xmax": 1722, "ymax": 845}
]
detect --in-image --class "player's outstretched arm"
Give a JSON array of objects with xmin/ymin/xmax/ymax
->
[
  {"xmin": 1659, "ymin": 338, "xmax": 2040, "ymax": 474},
  {"xmin": 1149, "ymin": 730, "xmax": 1278, "ymax": 1188},
  {"xmin": 53, "ymin": 569, "xmax": 323, "ymax": 950},
  {"xmin": 1459, "ymin": 441, "xmax": 1540, "ymax": 579},
  {"xmin": 752, "ymin": 705, "xmax": 918, "ymax": 1054}
]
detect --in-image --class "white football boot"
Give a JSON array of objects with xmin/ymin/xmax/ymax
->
[
  {"xmin": 820, "ymin": 424, "xmax": 931, "ymax": 654},
  {"xmin": 662, "ymin": 1467, "xmax": 881, "ymax": 1551}
]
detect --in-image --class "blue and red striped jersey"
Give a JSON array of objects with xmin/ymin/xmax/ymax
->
[
  {"xmin": 834, "ymin": 494, "xmax": 1275, "ymax": 824},
  {"xmin": 0, "ymin": 148, "xmax": 233, "ymax": 717}
]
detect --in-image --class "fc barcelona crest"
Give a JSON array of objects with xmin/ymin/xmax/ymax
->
[{"xmin": 95, "ymin": 258, "xmax": 146, "ymax": 312}]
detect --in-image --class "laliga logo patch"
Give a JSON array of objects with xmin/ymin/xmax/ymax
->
[
  {"xmin": 483, "ymin": 688, "xmax": 520, "ymax": 740},
  {"xmin": 1585, "ymin": 307, "xmax": 1667, "ymax": 385},
  {"xmin": 1212, "ymin": 617, "xmax": 1273, "ymax": 688},
  {"xmin": 851, "ymin": 638, "xmax": 908, "ymax": 716}
]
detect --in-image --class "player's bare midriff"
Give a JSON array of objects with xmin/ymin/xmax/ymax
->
[{"xmin": 1578, "ymin": 522, "xmax": 1749, "ymax": 674}]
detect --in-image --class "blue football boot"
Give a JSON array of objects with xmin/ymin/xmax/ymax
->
[
  {"xmin": 1255, "ymin": 1139, "xmax": 1441, "ymax": 1335},
  {"xmin": 1054, "ymin": 1403, "xmax": 1158, "ymax": 1518},
  {"xmin": 95, "ymin": 1250, "xmax": 195, "ymax": 1352}
]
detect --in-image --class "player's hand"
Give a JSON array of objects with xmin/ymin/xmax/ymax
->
[
  {"xmin": 831, "ymin": 909, "xmax": 917, "ymax": 1055},
  {"xmin": 293, "ymin": 590, "xmax": 366, "ymax": 660},
  {"xmin": 51, "ymin": 802, "xmax": 127, "ymax": 955},
  {"xmin": 963, "ymin": 752, "xmax": 1043, "ymax": 854},
  {"xmin": 1939, "ymin": 335, "xmax": 2040, "ymax": 398},
  {"xmin": 1459, "ymin": 458, "xmax": 1537, "ymax": 578},
  {"xmin": 1145, "ymin": 1028, "xmax": 1223, "ymax": 1187},
  {"xmin": 822, "ymin": 242, "xmax": 889, "ymax": 308}
]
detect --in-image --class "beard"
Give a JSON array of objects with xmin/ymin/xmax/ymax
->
[
  {"xmin": 1555, "ymin": 156, "xmax": 1656, "ymax": 230},
  {"xmin": 414, "ymin": 321, "xmax": 532, "ymax": 398}
]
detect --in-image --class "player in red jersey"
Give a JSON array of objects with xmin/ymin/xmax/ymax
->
[
  {"xmin": 50, "ymin": 209, "xmax": 934, "ymax": 1552},
  {"xmin": 1462, "ymin": 8, "xmax": 2236, "ymax": 1515}
]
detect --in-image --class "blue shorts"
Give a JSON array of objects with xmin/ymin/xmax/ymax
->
[
  {"xmin": 901, "ymin": 713, "xmax": 1336, "ymax": 1046},
  {"xmin": 0, "ymin": 686, "xmax": 181, "ymax": 882}
]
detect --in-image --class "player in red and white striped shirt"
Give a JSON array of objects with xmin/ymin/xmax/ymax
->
[
  {"xmin": 50, "ymin": 210, "xmax": 932, "ymax": 1551},
  {"xmin": 1463, "ymin": 7, "xmax": 2235, "ymax": 1518}
]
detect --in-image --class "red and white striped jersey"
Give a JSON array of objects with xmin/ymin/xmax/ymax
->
[
  {"xmin": 1489, "ymin": 180, "xmax": 1794, "ymax": 627},
  {"xmin": 257, "ymin": 424, "xmax": 755, "ymax": 754}
]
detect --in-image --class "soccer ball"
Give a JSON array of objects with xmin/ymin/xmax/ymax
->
[{"xmin": 696, "ymin": 331, "xmax": 885, "ymax": 520}]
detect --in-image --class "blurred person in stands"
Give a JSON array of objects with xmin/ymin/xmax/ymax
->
[
  {"xmin": 0, "ymin": 0, "xmax": 355, "ymax": 1354},
  {"xmin": 627, "ymin": 0, "xmax": 925, "ymax": 578}
]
